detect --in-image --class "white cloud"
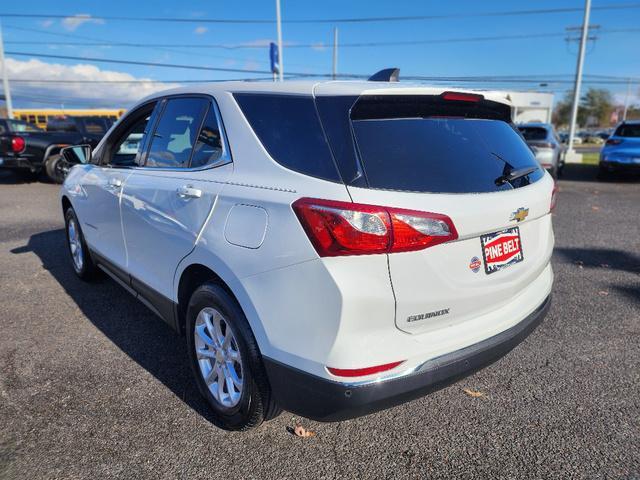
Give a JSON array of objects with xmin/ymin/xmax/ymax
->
[
  {"xmin": 61, "ymin": 14, "xmax": 105, "ymax": 31},
  {"xmin": 5, "ymin": 58, "xmax": 178, "ymax": 108},
  {"xmin": 40, "ymin": 19, "xmax": 54, "ymax": 28},
  {"xmin": 194, "ymin": 26, "xmax": 208, "ymax": 35}
]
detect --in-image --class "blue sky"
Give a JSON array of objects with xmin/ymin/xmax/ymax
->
[{"xmin": 1, "ymin": 0, "xmax": 639, "ymax": 107}]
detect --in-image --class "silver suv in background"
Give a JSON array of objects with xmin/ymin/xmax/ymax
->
[{"xmin": 518, "ymin": 123, "xmax": 564, "ymax": 178}]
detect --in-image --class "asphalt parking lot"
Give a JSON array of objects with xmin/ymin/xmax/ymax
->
[{"xmin": 0, "ymin": 165, "xmax": 638, "ymax": 479}]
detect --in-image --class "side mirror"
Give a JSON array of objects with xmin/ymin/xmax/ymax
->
[{"xmin": 61, "ymin": 144, "xmax": 92, "ymax": 165}]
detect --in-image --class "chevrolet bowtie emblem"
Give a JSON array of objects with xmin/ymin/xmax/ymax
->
[{"xmin": 510, "ymin": 207, "xmax": 529, "ymax": 222}]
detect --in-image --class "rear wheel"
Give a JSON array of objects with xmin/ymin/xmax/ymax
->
[
  {"xmin": 44, "ymin": 154, "xmax": 67, "ymax": 184},
  {"xmin": 186, "ymin": 283, "xmax": 281, "ymax": 430},
  {"xmin": 64, "ymin": 207, "xmax": 97, "ymax": 280}
]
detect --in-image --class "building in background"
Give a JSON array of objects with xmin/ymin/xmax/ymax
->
[{"xmin": 503, "ymin": 91, "xmax": 554, "ymax": 124}]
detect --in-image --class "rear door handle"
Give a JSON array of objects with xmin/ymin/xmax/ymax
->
[
  {"xmin": 108, "ymin": 178, "xmax": 123, "ymax": 188},
  {"xmin": 177, "ymin": 185, "xmax": 202, "ymax": 199}
]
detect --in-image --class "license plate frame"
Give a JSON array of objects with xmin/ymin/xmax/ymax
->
[{"xmin": 480, "ymin": 226, "xmax": 524, "ymax": 275}]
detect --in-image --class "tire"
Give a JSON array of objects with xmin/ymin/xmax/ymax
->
[
  {"xmin": 44, "ymin": 154, "xmax": 67, "ymax": 184},
  {"xmin": 186, "ymin": 283, "xmax": 281, "ymax": 430},
  {"xmin": 64, "ymin": 207, "xmax": 98, "ymax": 280}
]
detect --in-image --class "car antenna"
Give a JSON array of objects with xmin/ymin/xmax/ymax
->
[{"xmin": 368, "ymin": 68, "xmax": 400, "ymax": 82}]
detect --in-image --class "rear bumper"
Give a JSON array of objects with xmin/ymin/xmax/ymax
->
[
  {"xmin": 600, "ymin": 160, "xmax": 640, "ymax": 173},
  {"xmin": 264, "ymin": 294, "xmax": 551, "ymax": 422},
  {"xmin": 0, "ymin": 156, "xmax": 38, "ymax": 171}
]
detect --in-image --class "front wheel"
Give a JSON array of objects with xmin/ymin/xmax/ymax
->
[
  {"xmin": 64, "ymin": 207, "xmax": 97, "ymax": 280},
  {"xmin": 186, "ymin": 283, "xmax": 281, "ymax": 430}
]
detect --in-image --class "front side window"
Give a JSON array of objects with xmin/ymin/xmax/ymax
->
[{"xmin": 145, "ymin": 97, "xmax": 208, "ymax": 168}]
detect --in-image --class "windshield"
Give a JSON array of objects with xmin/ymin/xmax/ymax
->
[
  {"xmin": 7, "ymin": 120, "xmax": 42, "ymax": 132},
  {"xmin": 352, "ymin": 117, "xmax": 543, "ymax": 194},
  {"xmin": 518, "ymin": 126, "xmax": 548, "ymax": 141},
  {"xmin": 614, "ymin": 124, "xmax": 640, "ymax": 138}
]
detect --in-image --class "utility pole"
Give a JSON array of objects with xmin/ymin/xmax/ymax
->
[
  {"xmin": 332, "ymin": 27, "xmax": 338, "ymax": 80},
  {"xmin": 622, "ymin": 78, "xmax": 631, "ymax": 121},
  {"xmin": 275, "ymin": 0, "xmax": 284, "ymax": 82},
  {"xmin": 0, "ymin": 22, "xmax": 14, "ymax": 119},
  {"xmin": 567, "ymin": 0, "xmax": 591, "ymax": 157}
]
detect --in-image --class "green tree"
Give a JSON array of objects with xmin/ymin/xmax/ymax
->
[
  {"xmin": 553, "ymin": 88, "xmax": 614, "ymax": 128},
  {"xmin": 581, "ymin": 88, "xmax": 614, "ymax": 126}
]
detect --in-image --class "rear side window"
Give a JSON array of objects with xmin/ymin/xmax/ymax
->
[
  {"xmin": 190, "ymin": 103, "xmax": 228, "ymax": 168},
  {"xmin": 518, "ymin": 127, "xmax": 548, "ymax": 141},
  {"xmin": 614, "ymin": 124, "xmax": 640, "ymax": 137},
  {"xmin": 234, "ymin": 93, "xmax": 340, "ymax": 182},
  {"xmin": 146, "ymin": 97, "xmax": 207, "ymax": 168},
  {"xmin": 352, "ymin": 117, "xmax": 544, "ymax": 193}
]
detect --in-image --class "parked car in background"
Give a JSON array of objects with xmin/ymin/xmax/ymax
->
[
  {"xmin": 60, "ymin": 82, "xmax": 555, "ymax": 430},
  {"xmin": 558, "ymin": 132, "xmax": 583, "ymax": 145},
  {"xmin": 517, "ymin": 123, "xmax": 564, "ymax": 178},
  {"xmin": 0, "ymin": 116, "xmax": 113, "ymax": 183},
  {"xmin": 599, "ymin": 120, "xmax": 640, "ymax": 178},
  {"xmin": 46, "ymin": 115, "xmax": 114, "ymax": 136}
]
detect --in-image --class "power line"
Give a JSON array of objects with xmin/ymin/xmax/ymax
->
[
  {"xmin": 4, "ymin": 50, "xmax": 278, "ymax": 75},
  {"xmin": 4, "ymin": 28, "xmax": 639, "ymax": 50},
  {"xmin": 1, "ymin": 4, "xmax": 640, "ymax": 24}
]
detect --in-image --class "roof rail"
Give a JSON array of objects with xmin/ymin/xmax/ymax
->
[{"xmin": 368, "ymin": 68, "xmax": 400, "ymax": 82}]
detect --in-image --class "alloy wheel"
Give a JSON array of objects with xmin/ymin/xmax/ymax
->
[{"xmin": 194, "ymin": 307, "xmax": 244, "ymax": 408}]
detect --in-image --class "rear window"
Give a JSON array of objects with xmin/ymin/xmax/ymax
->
[
  {"xmin": 82, "ymin": 118, "xmax": 109, "ymax": 135},
  {"xmin": 518, "ymin": 126, "xmax": 548, "ymax": 141},
  {"xmin": 352, "ymin": 117, "xmax": 543, "ymax": 193},
  {"xmin": 234, "ymin": 93, "xmax": 340, "ymax": 182},
  {"xmin": 614, "ymin": 124, "xmax": 640, "ymax": 137},
  {"xmin": 7, "ymin": 120, "xmax": 42, "ymax": 132}
]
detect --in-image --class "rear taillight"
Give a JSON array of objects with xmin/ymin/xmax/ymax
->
[
  {"xmin": 292, "ymin": 198, "xmax": 458, "ymax": 257},
  {"xmin": 605, "ymin": 138, "xmax": 621, "ymax": 146},
  {"xmin": 327, "ymin": 361, "xmax": 404, "ymax": 378},
  {"xmin": 550, "ymin": 182, "xmax": 558, "ymax": 212},
  {"xmin": 10, "ymin": 136, "xmax": 25, "ymax": 153},
  {"xmin": 441, "ymin": 91, "xmax": 484, "ymax": 103}
]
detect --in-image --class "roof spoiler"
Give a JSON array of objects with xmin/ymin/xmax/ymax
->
[{"xmin": 368, "ymin": 68, "xmax": 400, "ymax": 82}]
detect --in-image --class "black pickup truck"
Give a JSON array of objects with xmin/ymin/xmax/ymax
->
[{"xmin": 0, "ymin": 116, "xmax": 113, "ymax": 183}]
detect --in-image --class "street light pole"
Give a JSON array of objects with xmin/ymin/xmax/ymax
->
[
  {"xmin": 622, "ymin": 78, "xmax": 631, "ymax": 121},
  {"xmin": 0, "ymin": 22, "xmax": 14, "ymax": 119},
  {"xmin": 275, "ymin": 0, "xmax": 284, "ymax": 82},
  {"xmin": 332, "ymin": 27, "xmax": 338, "ymax": 80},
  {"xmin": 567, "ymin": 0, "xmax": 591, "ymax": 155}
]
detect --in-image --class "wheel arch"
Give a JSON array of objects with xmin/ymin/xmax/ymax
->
[
  {"xmin": 174, "ymin": 253, "xmax": 270, "ymax": 357},
  {"xmin": 61, "ymin": 195, "xmax": 72, "ymax": 214}
]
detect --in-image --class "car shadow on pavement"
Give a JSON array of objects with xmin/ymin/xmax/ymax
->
[
  {"xmin": 11, "ymin": 228, "xmax": 220, "ymax": 424},
  {"xmin": 554, "ymin": 247, "xmax": 640, "ymax": 275}
]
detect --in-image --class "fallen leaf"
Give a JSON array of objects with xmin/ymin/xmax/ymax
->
[
  {"xmin": 463, "ymin": 388, "xmax": 486, "ymax": 398},
  {"xmin": 598, "ymin": 290, "xmax": 609, "ymax": 296},
  {"xmin": 293, "ymin": 424, "xmax": 316, "ymax": 438},
  {"xmin": 591, "ymin": 206, "xmax": 600, "ymax": 211}
]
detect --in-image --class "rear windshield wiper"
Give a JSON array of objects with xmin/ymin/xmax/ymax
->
[{"xmin": 494, "ymin": 166, "xmax": 538, "ymax": 186}]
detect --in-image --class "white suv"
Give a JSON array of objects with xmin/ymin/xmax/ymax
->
[{"xmin": 60, "ymin": 81, "xmax": 555, "ymax": 431}]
